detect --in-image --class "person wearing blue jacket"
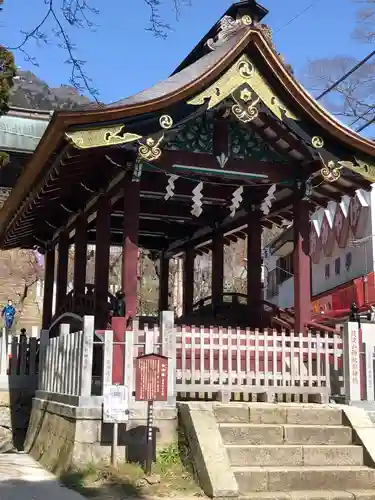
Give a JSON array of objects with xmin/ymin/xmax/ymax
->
[{"xmin": 2, "ymin": 300, "xmax": 16, "ymax": 329}]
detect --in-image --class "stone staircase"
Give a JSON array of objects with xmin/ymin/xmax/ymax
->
[{"xmin": 214, "ymin": 404, "xmax": 375, "ymax": 499}]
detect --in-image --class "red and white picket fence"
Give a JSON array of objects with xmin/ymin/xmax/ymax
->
[
  {"xmin": 35, "ymin": 314, "xmax": 345, "ymax": 405},
  {"xmin": 174, "ymin": 327, "xmax": 344, "ymax": 400}
]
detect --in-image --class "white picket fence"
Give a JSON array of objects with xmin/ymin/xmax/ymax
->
[
  {"xmin": 35, "ymin": 314, "xmax": 344, "ymax": 405},
  {"xmin": 38, "ymin": 317, "xmax": 94, "ymax": 397}
]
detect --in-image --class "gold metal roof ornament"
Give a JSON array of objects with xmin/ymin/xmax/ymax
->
[
  {"xmin": 312, "ymin": 136, "xmax": 324, "ymax": 149},
  {"xmin": 138, "ymin": 134, "xmax": 165, "ymax": 162},
  {"xmin": 188, "ymin": 54, "xmax": 298, "ymax": 122},
  {"xmin": 320, "ymin": 160, "xmax": 342, "ymax": 183},
  {"xmin": 65, "ymin": 124, "xmax": 142, "ymax": 149},
  {"xmin": 206, "ymin": 15, "xmax": 252, "ymax": 52},
  {"xmin": 337, "ymin": 158, "xmax": 375, "ymax": 183}
]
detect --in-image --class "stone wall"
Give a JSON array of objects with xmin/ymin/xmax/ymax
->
[
  {"xmin": 25, "ymin": 398, "xmax": 177, "ymax": 473},
  {"xmin": 0, "ymin": 389, "xmax": 34, "ymax": 451}
]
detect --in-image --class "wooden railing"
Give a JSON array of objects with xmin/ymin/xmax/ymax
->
[
  {"xmin": 53, "ymin": 284, "xmax": 115, "ymax": 322},
  {"xmin": 192, "ymin": 293, "xmax": 247, "ymax": 310},
  {"xmin": 190, "ymin": 294, "xmax": 336, "ymax": 334}
]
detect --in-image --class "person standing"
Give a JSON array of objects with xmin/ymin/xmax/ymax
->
[
  {"xmin": 112, "ymin": 290, "xmax": 126, "ymax": 318},
  {"xmin": 2, "ymin": 300, "xmax": 16, "ymax": 330}
]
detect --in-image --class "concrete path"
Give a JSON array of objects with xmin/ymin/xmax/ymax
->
[{"xmin": 0, "ymin": 452, "xmax": 86, "ymax": 500}]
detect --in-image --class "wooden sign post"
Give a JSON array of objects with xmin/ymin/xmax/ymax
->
[{"xmin": 135, "ymin": 353, "xmax": 168, "ymax": 475}]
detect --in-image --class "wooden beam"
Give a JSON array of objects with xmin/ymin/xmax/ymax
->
[
  {"xmin": 104, "ymin": 215, "xmax": 195, "ymax": 239},
  {"xmin": 86, "ymin": 230, "xmax": 169, "ymax": 250},
  {"xmin": 157, "ymin": 150, "xmax": 297, "ymax": 182},
  {"xmin": 254, "ymin": 114, "xmax": 311, "ymax": 159}
]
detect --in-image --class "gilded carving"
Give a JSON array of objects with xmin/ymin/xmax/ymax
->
[
  {"xmin": 337, "ymin": 158, "xmax": 375, "ymax": 183},
  {"xmin": 241, "ymin": 15, "xmax": 252, "ymax": 26},
  {"xmin": 138, "ymin": 134, "xmax": 164, "ymax": 161},
  {"xmin": 187, "ymin": 54, "xmax": 299, "ymax": 122},
  {"xmin": 312, "ymin": 136, "xmax": 324, "ymax": 149},
  {"xmin": 65, "ymin": 125, "xmax": 142, "ymax": 149},
  {"xmin": 321, "ymin": 160, "xmax": 342, "ymax": 183},
  {"xmin": 159, "ymin": 114, "xmax": 173, "ymax": 129},
  {"xmin": 238, "ymin": 60, "xmax": 253, "ymax": 79},
  {"xmin": 206, "ymin": 15, "xmax": 252, "ymax": 51},
  {"xmin": 231, "ymin": 85, "xmax": 260, "ymax": 123}
]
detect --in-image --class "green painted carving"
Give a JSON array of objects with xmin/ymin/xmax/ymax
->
[
  {"xmin": 165, "ymin": 114, "xmax": 213, "ymax": 153},
  {"xmin": 229, "ymin": 122, "xmax": 288, "ymax": 164}
]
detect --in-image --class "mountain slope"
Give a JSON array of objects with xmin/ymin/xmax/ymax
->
[{"xmin": 9, "ymin": 70, "xmax": 92, "ymax": 110}]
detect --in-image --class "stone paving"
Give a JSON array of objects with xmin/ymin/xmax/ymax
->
[{"xmin": 0, "ymin": 452, "xmax": 85, "ymax": 500}]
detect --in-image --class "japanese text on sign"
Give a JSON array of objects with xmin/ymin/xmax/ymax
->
[
  {"xmin": 135, "ymin": 354, "xmax": 168, "ymax": 402},
  {"xmin": 351, "ymin": 327, "xmax": 360, "ymax": 386},
  {"xmin": 103, "ymin": 384, "xmax": 129, "ymax": 423}
]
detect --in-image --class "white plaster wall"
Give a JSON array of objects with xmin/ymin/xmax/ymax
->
[
  {"xmin": 276, "ymin": 278, "xmax": 294, "ymax": 309},
  {"xmin": 263, "ymin": 253, "xmax": 294, "ymax": 309}
]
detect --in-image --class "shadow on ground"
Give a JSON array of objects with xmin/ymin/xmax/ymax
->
[
  {"xmin": 0, "ymin": 477, "xmax": 145, "ymax": 499},
  {"xmin": 60, "ymin": 467, "xmax": 146, "ymax": 498}
]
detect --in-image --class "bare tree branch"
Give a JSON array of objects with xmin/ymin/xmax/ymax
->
[
  {"xmin": 301, "ymin": 1, "xmax": 375, "ymax": 134},
  {"xmin": 353, "ymin": 0, "xmax": 375, "ymax": 43},
  {"xmin": 4, "ymin": 0, "xmax": 191, "ymax": 101},
  {"xmin": 302, "ymin": 56, "xmax": 375, "ymax": 131}
]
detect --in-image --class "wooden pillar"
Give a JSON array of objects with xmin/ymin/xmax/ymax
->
[
  {"xmin": 55, "ymin": 231, "xmax": 69, "ymax": 312},
  {"xmin": 159, "ymin": 252, "xmax": 170, "ymax": 311},
  {"xmin": 42, "ymin": 246, "xmax": 55, "ymax": 328},
  {"xmin": 95, "ymin": 196, "xmax": 111, "ymax": 328},
  {"xmin": 122, "ymin": 174, "xmax": 140, "ymax": 319},
  {"xmin": 73, "ymin": 214, "xmax": 87, "ymax": 295},
  {"xmin": 212, "ymin": 232, "xmax": 224, "ymax": 312},
  {"xmin": 111, "ymin": 175, "xmax": 140, "ymax": 385},
  {"xmin": 247, "ymin": 210, "xmax": 262, "ymax": 326},
  {"xmin": 183, "ymin": 247, "xmax": 195, "ymax": 316},
  {"xmin": 293, "ymin": 189, "xmax": 311, "ymax": 333}
]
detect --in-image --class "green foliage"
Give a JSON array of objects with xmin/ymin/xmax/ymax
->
[
  {"xmin": 156, "ymin": 442, "xmax": 180, "ymax": 468},
  {"xmin": 0, "ymin": 45, "xmax": 16, "ymax": 115},
  {"xmin": 0, "ymin": 151, "xmax": 9, "ymax": 168}
]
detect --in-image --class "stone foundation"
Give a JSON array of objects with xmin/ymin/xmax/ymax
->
[
  {"xmin": 24, "ymin": 397, "xmax": 178, "ymax": 474},
  {"xmin": 0, "ymin": 389, "xmax": 34, "ymax": 451}
]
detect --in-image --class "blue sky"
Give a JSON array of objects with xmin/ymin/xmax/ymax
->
[{"xmin": 1, "ymin": 0, "xmax": 368, "ymax": 104}]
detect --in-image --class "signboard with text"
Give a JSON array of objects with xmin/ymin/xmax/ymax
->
[
  {"xmin": 135, "ymin": 354, "xmax": 168, "ymax": 402},
  {"xmin": 103, "ymin": 384, "xmax": 129, "ymax": 423}
]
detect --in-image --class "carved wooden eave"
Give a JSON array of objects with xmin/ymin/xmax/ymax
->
[{"xmin": 0, "ymin": 17, "xmax": 374, "ymax": 252}]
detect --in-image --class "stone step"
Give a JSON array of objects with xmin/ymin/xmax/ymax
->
[
  {"xmin": 240, "ymin": 491, "xmax": 375, "ymax": 499},
  {"xmin": 220, "ymin": 424, "xmax": 352, "ymax": 446},
  {"xmin": 227, "ymin": 444, "xmax": 363, "ymax": 467},
  {"xmin": 214, "ymin": 404, "xmax": 343, "ymax": 426},
  {"xmin": 233, "ymin": 466, "xmax": 375, "ymax": 493}
]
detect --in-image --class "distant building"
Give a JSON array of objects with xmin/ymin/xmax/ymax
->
[{"xmin": 263, "ymin": 186, "xmax": 375, "ymax": 322}]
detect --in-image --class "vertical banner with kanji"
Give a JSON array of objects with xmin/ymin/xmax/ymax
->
[{"xmin": 343, "ymin": 321, "xmax": 362, "ymax": 402}]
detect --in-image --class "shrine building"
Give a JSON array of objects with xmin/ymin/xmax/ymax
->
[{"xmin": 0, "ymin": 0, "xmax": 375, "ymax": 337}]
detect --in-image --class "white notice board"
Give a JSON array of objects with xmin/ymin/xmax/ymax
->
[{"xmin": 103, "ymin": 384, "xmax": 129, "ymax": 423}]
